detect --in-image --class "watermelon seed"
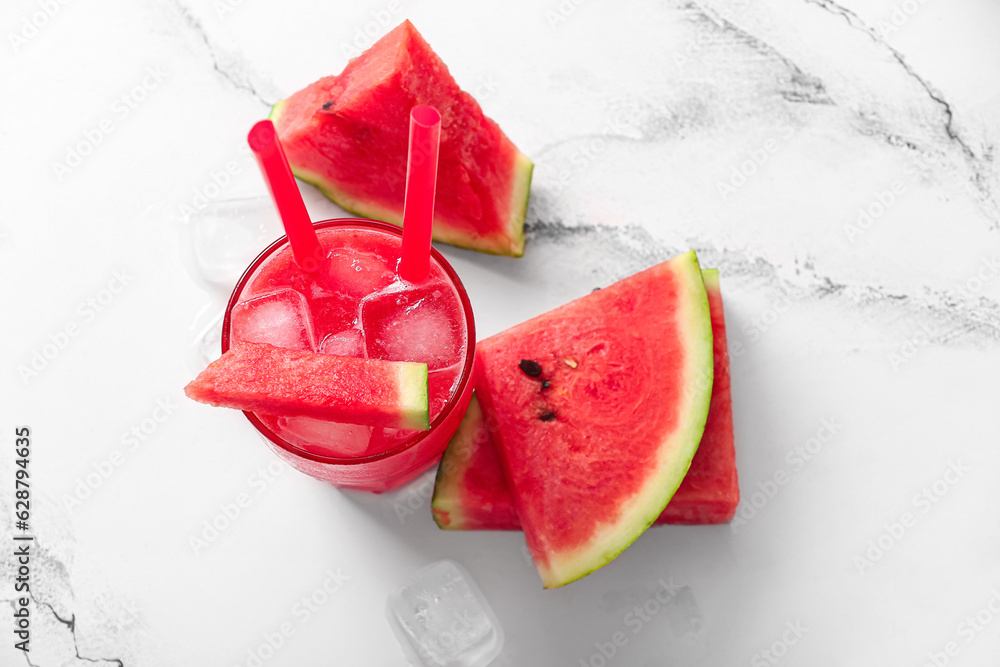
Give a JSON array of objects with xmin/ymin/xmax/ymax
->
[
  {"xmin": 564, "ymin": 359, "xmax": 578, "ymax": 369},
  {"xmin": 518, "ymin": 359, "xmax": 542, "ymax": 377},
  {"xmin": 541, "ymin": 380, "xmax": 550, "ymax": 390},
  {"xmin": 539, "ymin": 410, "xmax": 556, "ymax": 422},
  {"xmin": 322, "ymin": 101, "xmax": 334, "ymax": 110}
]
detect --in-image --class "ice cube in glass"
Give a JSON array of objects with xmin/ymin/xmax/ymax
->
[
  {"xmin": 320, "ymin": 245, "xmax": 397, "ymax": 299},
  {"xmin": 362, "ymin": 285, "xmax": 465, "ymax": 370},
  {"xmin": 271, "ymin": 416, "xmax": 371, "ymax": 457},
  {"xmin": 319, "ymin": 329, "xmax": 366, "ymax": 357},
  {"xmin": 230, "ymin": 289, "xmax": 316, "ymax": 351}
]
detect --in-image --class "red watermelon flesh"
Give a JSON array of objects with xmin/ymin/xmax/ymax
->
[
  {"xmin": 475, "ymin": 251, "xmax": 715, "ymax": 588},
  {"xmin": 184, "ymin": 342, "xmax": 430, "ymax": 430},
  {"xmin": 666, "ymin": 269, "xmax": 738, "ymax": 523},
  {"xmin": 432, "ymin": 270, "xmax": 737, "ymax": 530},
  {"xmin": 432, "ymin": 392, "xmax": 522, "ymax": 530},
  {"xmin": 270, "ymin": 20, "xmax": 533, "ymax": 257}
]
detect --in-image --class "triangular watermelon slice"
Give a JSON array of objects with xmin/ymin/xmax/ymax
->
[
  {"xmin": 433, "ymin": 270, "xmax": 738, "ymax": 530},
  {"xmin": 474, "ymin": 251, "xmax": 715, "ymax": 588},
  {"xmin": 270, "ymin": 20, "xmax": 533, "ymax": 257}
]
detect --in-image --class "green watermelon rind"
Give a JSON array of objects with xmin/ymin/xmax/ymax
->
[
  {"xmin": 502, "ymin": 153, "xmax": 533, "ymax": 257},
  {"xmin": 268, "ymin": 101, "xmax": 532, "ymax": 258},
  {"xmin": 397, "ymin": 362, "xmax": 431, "ymax": 431},
  {"xmin": 534, "ymin": 251, "xmax": 715, "ymax": 588},
  {"xmin": 431, "ymin": 392, "xmax": 485, "ymax": 528},
  {"xmin": 701, "ymin": 267, "xmax": 720, "ymax": 292}
]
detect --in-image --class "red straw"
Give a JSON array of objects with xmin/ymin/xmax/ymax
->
[
  {"xmin": 248, "ymin": 120, "xmax": 322, "ymax": 271},
  {"xmin": 399, "ymin": 105, "xmax": 442, "ymax": 282}
]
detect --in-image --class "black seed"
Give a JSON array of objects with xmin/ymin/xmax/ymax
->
[
  {"xmin": 541, "ymin": 380, "xmax": 550, "ymax": 390},
  {"xmin": 518, "ymin": 359, "xmax": 542, "ymax": 377},
  {"xmin": 322, "ymin": 101, "xmax": 334, "ymax": 110},
  {"xmin": 592, "ymin": 286, "xmax": 601, "ymax": 291},
  {"xmin": 539, "ymin": 410, "xmax": 556, "ymax": 422}
]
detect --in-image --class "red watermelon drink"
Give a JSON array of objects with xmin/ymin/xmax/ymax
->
[{"xmin": 222, "ymin": 217, "xmax": 475, "ymax": 492}]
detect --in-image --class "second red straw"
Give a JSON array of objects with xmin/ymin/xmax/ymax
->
[{"xmin": 399, "ymin": 106, "xmax": 442, "ymax": 283}]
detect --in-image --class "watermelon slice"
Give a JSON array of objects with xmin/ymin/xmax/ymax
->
[
  {"xmin": 432, "ymin": 270, "xmax": 738, "ymax": 530},
  {"xmin": 474, "ymin": 252, "xmax": 715, "ymax": 588},
  {"xmin": 432, "ymin": 393, "xmax": 522, "ymax": 530},
  {"xmin": 184, "ymin": 342, "xmax": 429, "ymax": 430},
  {"xmin": 270, "ymin": 20, "xmax": 533, "ymax": 257}
]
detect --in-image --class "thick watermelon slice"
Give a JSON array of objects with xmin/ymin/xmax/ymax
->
[
  {"xmin": 432, "ymin": 270, "xmax": 738, "ymax": 530},
  {"xmin": 184, "ymin": 342, "xmax": 429, "ymax": 430},
  {"xmin": 270, "ymin": 20, "xmax": 533, "ymax": 257},
  {"xmin": 475, "ymin": 252, "xmax": 715, "ymax": 588}
]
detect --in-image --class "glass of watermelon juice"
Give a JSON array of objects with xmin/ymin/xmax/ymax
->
[{"xmin": 221, "ymin": 217, "xmax": 475, "ymax": 492}]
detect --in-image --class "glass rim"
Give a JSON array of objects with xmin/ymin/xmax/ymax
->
[{"xmin": 221, "ymin": 217, "xmax": 476, "ymax": 467}]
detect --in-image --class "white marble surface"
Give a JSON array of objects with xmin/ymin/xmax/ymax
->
[{"xmin": 3, "ymin": 0, "xmax": 1000, "ymax": 665}]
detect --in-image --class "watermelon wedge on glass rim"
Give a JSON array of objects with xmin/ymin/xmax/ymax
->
[
  {"xmin": 472, "ymin": 251, "xmax": 715, "ymax": 588},
  {"xmin": 432, "ymin": 269, "xmax": 738, "ymax": 531},
  {"xmin": 183, "ymin": 342, "xmax": 431, "ymax": 431},
  {"xmin": 270, "ymin": 20, "xmax": 533, "ymax": 257}
]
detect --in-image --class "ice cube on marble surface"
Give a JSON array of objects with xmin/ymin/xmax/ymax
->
[
  {"xmin": 386, "ymin": 560, "xmax": 503, "ymax": 667},
  {"xmin": 183, "ymin": 197, "xmax": 280, "ymax": 290}
]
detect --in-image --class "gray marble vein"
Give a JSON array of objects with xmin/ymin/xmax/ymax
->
[
  {"xmin": 517, "ymin": 219, "xmax": 1000, "ymax": 347},
  {"xmin": 1, "ymin": 489, "xmax": 136, "ymax": 667},
  {"xmin": 803, "ymin": 0, "xmax": 995, "ymax": 212},
  {"xmin": 164, "ymin": 0, "xmax": 278, "ymax": 107},
  {"xmin": 687, "ymin": 1, "xmax": 834, "ymax": 106}
]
